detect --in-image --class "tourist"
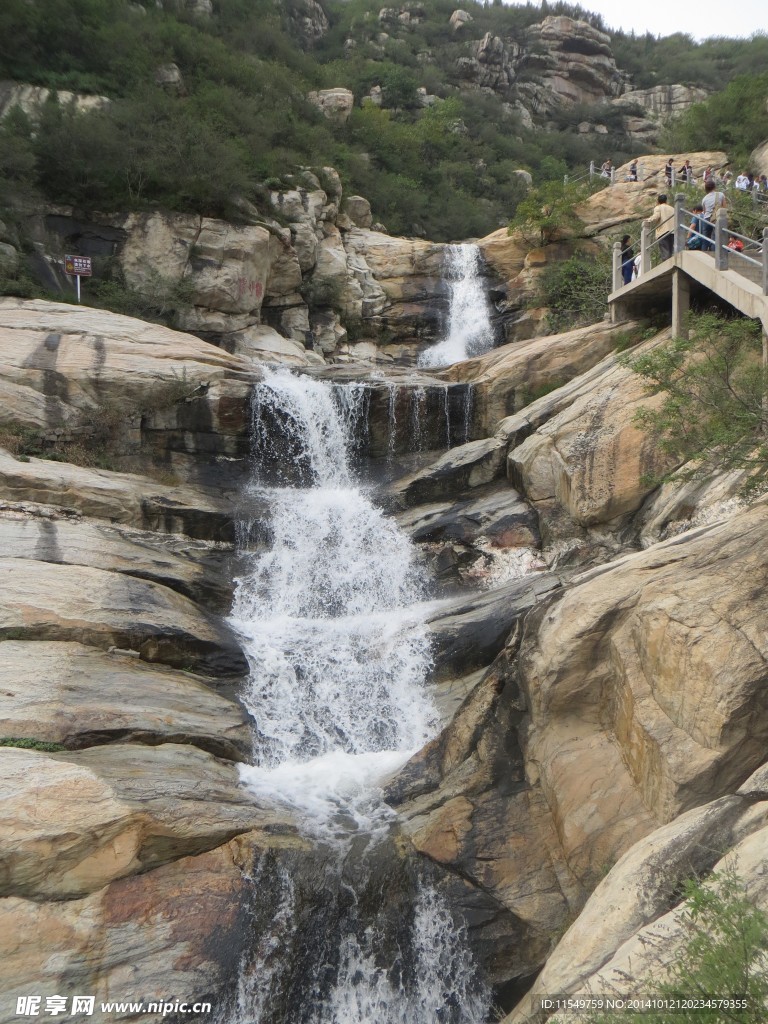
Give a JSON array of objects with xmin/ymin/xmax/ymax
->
[
  {"xmin": 759, "ymin": 174, "xmax": 768, "ymax": 192},
  {"xmin": 678, "ymin": 159, "xmax": 694, "ymax": 184},
  {"xmin": 686, "ymin": 204, "xmax": 707, "ymax": 250},
  {"xmin": 600, "ymin": 158, "xmax": 612, "ymax": 179},
  {"xmin": 722, "ymin": 170, "xmax": 733, "ymax": 188},
  {"xmin": 626, "ymin": 160, "xmax": 638, "ymax": 182},
  {"xmin": 644, "ymin": 194, "xmax": 675, "ymax": 261},
  {"xmin": 664, "ymin": 158, "xmax": 674, "ymax": 185},
  {"xmin": 735, "ymin": 171, "xmax": 750, "ymax": 190},
  {"xmin": 703, "ymin": 165, "xmax": 713, "ymax": 183},
  {"xmin": 700, "ymin": 178, "xmax": 726, "ymax": 250},
  {"xmin": 620, "ymin": 234, "xmax": 634, "ymax": 285}
]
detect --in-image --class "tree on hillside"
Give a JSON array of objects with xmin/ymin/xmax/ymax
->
[
  {"xmin": 508, "ymin": 179, "xmax": 593, "ymax": 246},
  {"xmin": 627, "ymin": 312, "xmax": 768, "ymax": 488},
  {"xmin": 664, "ymin": 72, "xmax": 768, "ymax": 164}
]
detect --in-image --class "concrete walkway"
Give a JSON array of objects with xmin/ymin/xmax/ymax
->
[{"xmin": 608, "ymin": 249, "xmax": 768, "ymax": 336}]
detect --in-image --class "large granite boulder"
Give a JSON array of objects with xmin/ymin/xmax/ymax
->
[
  {"xmin": 0, "ymin": 557, "xmax": 246, "ymax": 674},
  {"xmin": 0, "ymin": 639, "xmax": 249, "ymax": 758},
  {"xmin": 506, "ymin": 332, "xmax": 674, "ymax": 530},
  {"xmin": 307, "ymin": 87, "xmax": 354, "ymax": 123},
  {"xmin": 0, "ymin": 743, "xmax": 272, "ymax": 898},
  {"xmin": 613, "ymin": 83, "xmax": 709, "ymax": 118},
  {"xmin": 392, "ymin": 498, "xmax": 768, "ymax": 999},
  {"xmin": 0, "ymin": 451, "xmax": 238, "ymax": 540},
  {"xmin": 507, "ymin": 780, "xmax": 768, "ymax": 1022},
  {"xmin": 0, "ymin": 830, "xmax": 306, "ymax": 1023},
  {"xmin": 442, "ymin": 319, "xmax": 635, "ymax": 436},
  {"xmin": 749, "ymin": 137, "xmax": 768, "ymax": 177}
]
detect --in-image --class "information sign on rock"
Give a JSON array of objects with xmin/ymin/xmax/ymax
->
[{"xmin": 64, "ymin": 254, "xmax": 92, "ymax": 303}]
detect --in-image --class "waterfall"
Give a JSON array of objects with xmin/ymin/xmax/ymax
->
[
  {"xmin": 228, "ymin": 368, "xmax": 489, "ymax": 1024},
  {"xmin": 418, "ymin": 245, "xmax": 495, "ymax": 368}
]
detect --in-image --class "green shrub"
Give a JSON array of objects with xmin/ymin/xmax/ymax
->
[
  {"xmin": 561, "ymin": 870, "xmax": 768, "ymax": 1024},
  {"xmin": 627, "ymin": 311, "xmax": 767, "ymax": 488},
  {"xmin": 537, "ymin": 252, "xmax": 612, "ymax": 333},
  {"xmin": 0, "ymin": 737, "xmax": 68, "ymax": 752}
]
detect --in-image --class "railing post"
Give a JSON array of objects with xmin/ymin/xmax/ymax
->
[
  {"xmin": 589, "ymin": 160, "xmax": 595, "ymax": 180},
  {"xmin": 674, "ymin": 192, "xmax": 686, "ymax": 253},
  {"xmin": 641, "ymin": 224, "xmax": 651, "ymax": 275},
  {"xmin": 610, "ymin": 167, "xmax": 616, "ymax": 185},
  {"xmin": 564, "ymin": 174, "xmax": 568, "ymax": 186},
  {"xmin": 612, "ymin": 240, "xmax": 622, "ymax": 292},
  {"xmin": 753, "ymin": 184, "xmax": 759, "ymax": 208},
  {"xmin": 714, "ymin": 208, "xmax": 728, "ymax": 271},
  {"xmin": 763, "ymin": 227, "xmax": 768, "ymax": 295},
  {"xmin": 671, "ymin": 167, "xmax": 676, "ymax": 188}
]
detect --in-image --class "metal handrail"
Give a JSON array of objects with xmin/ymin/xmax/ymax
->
[
  {"xmin": 724, "ymin": 225, "xmax": 763, "ymax": 248},
  {"xmin": 727, "ymin": 247, "xmax": 762, "ymax": 269},
  {"xmin": 612, "ymin": 197, "xmax": 768, "ymax": 295}
]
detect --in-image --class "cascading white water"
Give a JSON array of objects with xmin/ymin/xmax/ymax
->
[
  {"xmin": 418, "ymin": 245, "xmax": 495, "ymax": 368},
  {"xmin": 229, "ymin": 368, "xmax": 489, "ymax": 1024},
  {"xmin": 232, "ymin": 372, "xmax": 437, "ymax": 814}
]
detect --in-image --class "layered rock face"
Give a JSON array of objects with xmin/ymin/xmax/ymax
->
[
  {"xmin": 20, "ymin": 194, "xmax": 465, "ymax": 366},
  {"xmin": 380, "ymin": 310, "xmax": 768, "ymax": 1013},
  {"xmin": 0, "ymin": 299, "xmax": 320, "ymax": 1017},
  {"xmin": 518, "ymin": 17, "xmax": 627, "ymax": 114},
  {"xmin": 1, "ymin": 279, "xmax": 767, "ymax": 1020}
]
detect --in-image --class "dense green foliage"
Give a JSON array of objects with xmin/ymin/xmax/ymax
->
[
  {"xmin": 537, "ymin": 252, "xmax": 612, "ymax": 332},
  {"xmin": 613, "ymin": 31, "xmax": 768, "ymax": 92},
  {"xmin": 567, "ymin": 871, "xmax": 768, "ymax": 1024},
  {"xmin": 0, "ymin": 0, "xmax": 764, "ymax": 239},
  {"xmin": 628, "ymin": 312, "xmax": 768, "ymax": 486},
  {"xmin": 664, "ymin": 71, "xmax": 768, "ymax": 166}
]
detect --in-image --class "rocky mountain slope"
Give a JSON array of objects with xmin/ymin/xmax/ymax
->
[{"xmin": 1, "ymin": 272, "xmax": 766, "ymax": 1018}]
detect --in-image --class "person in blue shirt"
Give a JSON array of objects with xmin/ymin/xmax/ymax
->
[
  {"xmin": 620, "ymin": 234, "xmax": 634, "ymax": 284},
  {"xmin": 686, "ymin": 204, "xmax": 707, "ymax": 251}
]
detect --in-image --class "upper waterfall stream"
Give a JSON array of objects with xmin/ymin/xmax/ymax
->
[
  {"xmin": 418, "ymin": 244, "xmax": 495, "ymax": 368},
  {"xmin": 228, "ymin": 369, "xmax": 490, "ymax": 1024}
]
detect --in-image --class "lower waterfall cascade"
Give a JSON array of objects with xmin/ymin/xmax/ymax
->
[
  {"xmin": 227, "ymin": 369, "xmax": 491, "ymax": 1024},
  {"xmin": 418, "ymin": 244, "xmax": 495, "ymax": 368}
]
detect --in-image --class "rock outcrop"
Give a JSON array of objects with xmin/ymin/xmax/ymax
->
[
  {"xmin": 516, "ymin": 17, "xmax": 627, "ymax": 115},
  {"xmin": 614, "ymin": 83, "xmax": 709, "ymax": 118},
  {"xmin": 749, "ymin": 137, "xmax": 768, "ymax": 176},
  {"xmin": 442, "ymin": 319, "xmax": 636, "ymax": 437},
  {"xmin": 307, "ymin": 87, "xmax": 354, "ymax": 122},
  {"xmin": 0, "ymin": 81, "xmax": 111, "ymax": 120},
  {"xmin": 508, "ymin": 775, "xmax": 768, "ymax": 1022},
  {"xmin": 391, "ymin": 496, "xmax": 768, "ymax": 1002}
]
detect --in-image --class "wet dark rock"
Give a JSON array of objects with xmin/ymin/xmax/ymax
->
[{"xmin": 427, "ymin": 572, "xmax": 560, "ymax": 679}]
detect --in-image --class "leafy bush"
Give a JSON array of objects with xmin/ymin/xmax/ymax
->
[
  {"xmin": 537, "ymin": 252, "xmax": 612, "ymax": 332},
  {"xmin": 509, "ymin": 180, "xmax": 597, "ymax": 247},
  {"xmin": 0, "ymin": 737, "xmax": 68, "ymax": 752},
  {"xmin": 562, "ymin": 870, "xmax": 768, "ymax": 1024},
  {"xmin": 627, "ymin": 312, "xmax": 767, "ymax": 487}
]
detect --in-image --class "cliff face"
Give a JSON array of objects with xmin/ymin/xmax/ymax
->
[
  {"xmin": 1, "ymin": 290, "xmax": 765, "ymax": 1018},
  {"xmin": 12, "ymin": 197, "xmax": 458, "ymax": 367}
]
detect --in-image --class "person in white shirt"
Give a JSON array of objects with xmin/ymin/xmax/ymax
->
[
  {"xmin": 735, "ymin": 172, "xmax": 750, "ymax": 190},
  {"xmin": 700, "ymin": 179, "xmax": 727, "ymax": 250}
]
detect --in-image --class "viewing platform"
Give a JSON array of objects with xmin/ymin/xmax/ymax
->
[{"xmin": 608, "ymin": 193, "xmax": 768, "ymax": 341}]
